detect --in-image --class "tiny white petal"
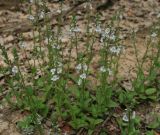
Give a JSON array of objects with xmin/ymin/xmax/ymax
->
[
  {"xmin": 105, "ymin": 28, "xmax": 110, "ymax": 34},
  {"xmin": 72, "ymin": 27, "xmax": 81, "ymax": 33},
  {"xmin": 12, "ymin": 66, "xmax": 18, "ymax": 75},
  {"xmin": 51, "ymin": 75, "xmax": 59, "ymax": 81},
  {"xmin": 39, "ymin": 11, "xmax": 45, "ymax": 19},
  {"xmin": 151, "ymin": 32, "xmax": 157, "ymax": 38},
  {"xmin": 78, "ymin": 79, "xmax": 82, "ymax": 86},
  {"xmin": 122, "ymin": 113, "xmax": 129, "ymax": 122},
  {"xmin": 109, "ymin": 34, "xmax": 116, "ymax": 41},
  {"xmin": 57, "ymin": 68, "xmax": 62, "ymax": 74},
  {"xmin": 57, "ymin": 9, "xmax": 61, "ymax": 13},
  {"xmin": 95, "ymin": 26, "xmax": 102, "ymax": 33},
  {"xmin": 58, "ymin": 62, "xmax": 62, "ymax": 67},
  {"xmin": 80, "ymin": 73, "xmax": 86, "ymax": 79},
  {"xmin": 100, "ymin": 66, "xmax": 106, "ymax": 72},
  {"xmin": 83, "ymin": 64, "xmax": 88, "ymax": 71},
  {"xmin": 132, "ymin": 111, "xmax": 136, "ymax": 119},
  {"xmin": 50, "ymin": 68, "xmax": 56, "ymax": 75},
  {"xmin": 157, "ymin": 13, "xmax": 160, "ymax": 18},
  {"xmin": 107, "ymin": 68, "xmax": 112, "ymax": 75},
  {"xmin": 76, "ymin": 64, "xmax": 82, "ymax": 71},
  {"xmin": 28, "ymin": 15, "xmax": 35, "ymax": 21}
]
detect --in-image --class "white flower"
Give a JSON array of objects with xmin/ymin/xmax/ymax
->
[
  {"xmin": 12, "ymin": 66, "xmax": 18, "ymax": 75},
  {"xmin": 50, "ymin": 68, "xmax": 56, "ymax": 75},
  {"xmin": 80, "ymin": 73, "xmax": 87, "ymax": 79},
  {"xmin": 76, "ymin": 64, "xmax": 82, "ymax": 71},
  {"xmin": 57, "ymin": 9, "xmax": 61, "ymax": 14},
  {"xmin": 95, "ymin": 25, "xmax": 102, "ymax": 33},
  {"xmin": 27, "ymin": 15, "xmax": 35, "ymax": 21},
  {"xmin": 63, "ymin": 132, "xmax": 68, "ymax": 135},
  {"xmin": 19, "ymin": 42, "xmax": 26, "ymax": 48},
  {"xmin": 52, "ymin": 44, "xmax": 60, "ymax": 50},
  {"xmin": 23, "ymin": 126, "xmax": 34, "ymax": 135},
  {"xmin": 132, "ymin": 111, "xmax": 136, "ymax": 119},
  {"xmin": 151, "ymin": 32, "xmax": 157, "ymax": 38},
  {"xmin": 119, "ymin": 14, "xmax": 123, "ymax": 20},
  {"xmin": 105, "ymin": 28, "xmax": 110, "ymax": 34},
  {"xmin": 29, "ymin": 0, "xmax": 34, "ymax": 3},
  {"xmin": 122, "ymin": 113, "xmax": 129, "ymax": 122},
  {"xmin": 51, "ymin": 75, "xmax": 59, "ymax": 81},
  {"xmin": 78, "ymin": 79, "xmax": 82, "ymax": 86},
  {"xmin": 76, "ymin": 64, "xmax": 88, "ymax": 71},
  {"xmin": 57, "ymin": 68, "xmax": 62, "ymax": 74},
  {"xmin": 109, "ymin": 34, "xmax": 116, "ymax": 41},
  {"xmin": 157, "ymin": 13, "xmax": 160, "ymax": 18},
  {"xmin": 100, "ymin": 66, "xmax": 106, "ymax": 72},
  {"xmin": 107, "ymin": 68, "xmax": 112, "ymax": 75},
  {"xmin": 83, "ymin": 64, "xmax": 88, "ymax": 71},
  {"xmin": 36, "ymin": 113, "xmax": 43, "ymax": 125},
  {"xmin": 57, "ymin": 62, "xmax": 62, "ymax": 67},
  {"xmin": 71, "ymin": 27, "xmax": 81, "ymax": 33},
  {"xmin": 109, "ymin": 46, "xmax": 122, "ymax": 55},
  {"xmin": 122, "ymin": 111, "xmax": 136, "ymax": 122},
  {"xmin": 39, "ymin": 11, "xmax": 45, "ymax": 19},
  {"xmin": 100, "ymin": 67, "xmax": 112, "ymax": 75}
]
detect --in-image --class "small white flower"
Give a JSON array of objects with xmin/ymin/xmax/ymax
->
[
  {"xmin": 23, "ymin": 126, "xmax": 34, "ymax": 135},
  {"xmin": 39, "ymin": 11, "xmax": 45, "ymax": 19},
  {"xmin": 157, "ymin": 13, "xmax": 160, "ymax": 18},
  {"xmin": 109, "ymin": 46, "xmax": 122, "ymax": 55},
  {"xmin": 78, "ymin": 79, "xmax": 82, "ymax": 86},
  {"xmin": 29, "ymin": 0, "xmax": 34, "ymax": 3},
  {"xmin": 83, "ymin": 64, "xmax": 88, "ymax": 71},
  {"xmin": 19, "ymin": 42, "xmax": 26, "ymax": 48},
  {"xmin": 80, "ymin": 73, "xmax": 87, "ymax": 79},
  {"xmin": 76, "ymin": 64, "xmax": 82, "ymax": 71},
  {"xmin": 27, "ymin": 15, "xmax": 35, "ymax": 21},
  {"xmin": 57, "ymin": 62, "xmax": 62, "ymax": 67},
  {"xmin": 12, "ymin": 66, "xmax": 18, "ymax": 75},
  {"xmin": 122, "ymin": 110, "xmax": 136, "ymax": 122},
  {"xmin": 89, "ymin": 3, "xmax": 93, "ymax": 10},
  {"xmin": 151, "ymin": 32, "xmax": 157, "ymax": 38},
  {"xmin": 57, "ymin": 68, "xmax": 62, "ymax": 74},
  {"xmin": 109, "ymin": 34, "xmax": 116, "ymax": 41},
  {"xmin": 132, "ymin": 111, "xmax": 136, "ymax": 119},
  {"xmin": 36, "ymin": 113, "xmax": 43, "ymax": 125},
  {"xmin": 122, "ymin": 113, "xmax": 129, "ymax": 122},
  {"xmin": 105, "ymin": 28, "xmax": 110, "ymax": 34},
  {"xmin": 57, "ymin": 9, "xmax": 61, "ymax": 14},
  {"xmin": 100, "ymin": 66, "xmax": 106, "ymax": 72},
  {"xmin": 72, "ymin": 27, "xmax": 81, "ymax": 33},
  {"xmin": 50, "ymin": 68, "xmax": 56, "ymax": 75},
  {"xmin": 107, "ymin": 68, "xmax": 112, "ymax": 75},
  {"xmin": 95, "ymin": 25, "xmax": 102, "ymax": 33},
  {"xmin": 52, "ymin": 44, "xmax": 60, "ymax": 49},
  {"xmin": 119, "ymin": 14, "xmax": 123, "ymax": 20},
  {"xmin": 51, "ymin": 75, "xmax": 59, "ymax": 81}
]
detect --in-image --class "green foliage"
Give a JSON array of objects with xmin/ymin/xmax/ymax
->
[{"xmin": 0, "ymin": 2, "xmax": 159, "ymax": 134}]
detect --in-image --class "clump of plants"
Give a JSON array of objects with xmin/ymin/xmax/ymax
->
[{"xmin": 0, "ymin": 0, "xmax": 160, "ymax": 134}]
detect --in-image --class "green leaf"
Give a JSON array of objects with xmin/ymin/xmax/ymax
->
[
  {"xmin": 119, "ymin": 92, "xmax": 125, "ymax": 103},
  {"xmin": 145, "ymin": 88, "xmax": 156, "ymax": 95},
  {"xmin": 146, "ymin": 130, "xmax": 155, "ymax": 135},
  {"xmin": 37, "ymin": 78, "xmax": 44, "ymax": 87},
  {"xmin": 93, "ymin": 119, "xmax": 103, "ymax": 125},
  {"xmin": 148, "ymin": 121, "xmax": 159, "ymax": 129},
  {"xmin": 25, "ymin": 86, "xmax": 33, "ymax": 96},
  {"xmin": 70, "ymin": 118, "xmax": 88, "ymax": 129},
  {"xmin": 107, "ymin": 100, "xmax": 117, "ymax": 107}
]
